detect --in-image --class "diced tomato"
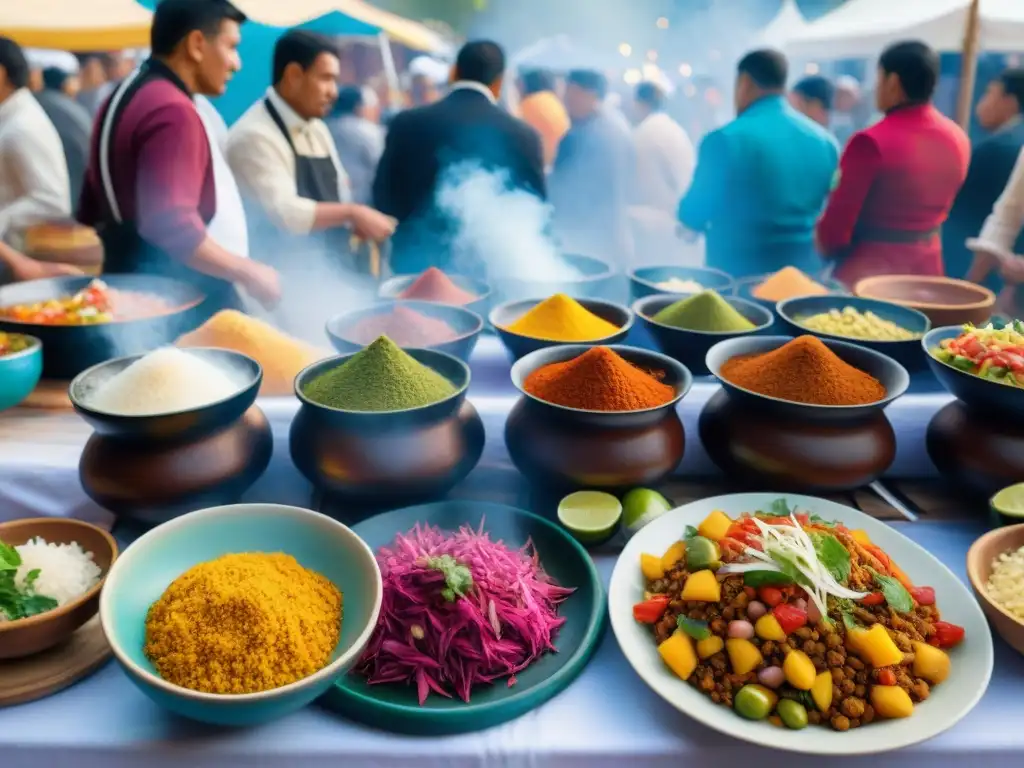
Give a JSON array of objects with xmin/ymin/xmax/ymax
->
[
  {"xmin": 772, "ymin": 603, "xmax": 808, "ymax": 634},
  {"xmin": 877, "ymin": 668, "xmax": 897, "ymax": 686},
  {"xmin": 910, "ymin": 586, "xmax": 935, "ymax": 606},
  {"xmin": 759, "ymin": 586, "xmax": 784, "ymax": 607},
  {"xmin": 743, "ymin": 586, "xmax": 757, "ymax": 599},
  {"xmin": 860, "ymin": 592, "xmax": 885, "ymax": 606},
  {"xmin": 633, "ymin": 595, "xmax": 671, "ymax": 623},
  {"xmin": 931, "ymin": 621, "xmax": 965, "ymax": 649}
]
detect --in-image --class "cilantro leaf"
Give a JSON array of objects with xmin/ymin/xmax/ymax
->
[
  {"xmin": 811, "ymin": 533, "xmax": 851, "ymax": 583},
  {"xmin": 426, "ymin": 554, "xmax": 474, "ymax": 602},
  {"xmin": 769, "ymin": 498, "xmax": 792, "ymax": 518},
  {"xmin": 871, "ymin": 570, "xmax": 914, "ymax": 613},
  {"xmin": 0, "ymin": 542, "xmax": 20, "ymax": 571},
  {"xmin": 684, "ymin": 525, "xmax": 699, "ymax": 540},
  {"xmin": 16, "ymin": 593, "xmax": 58, "ymax": 619},
  {"xmin": 842, "ymin": 612, "xmax": 858, "ymax": 630},
  {"xmin": 808, "ymin": 513, "xmax": 833, "ymax": 526}
]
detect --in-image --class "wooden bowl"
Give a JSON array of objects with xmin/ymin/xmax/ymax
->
[
  {"xmin": 966, "ymin": 524, "xmax": 1024, "ymax": 656},
  {"xmin": 0, "ymin": 518, "xmax": 117, "ymax": 659},
  {"xmin": 854, "ymin": 275, "xmax": 995, "ymax": 327}
]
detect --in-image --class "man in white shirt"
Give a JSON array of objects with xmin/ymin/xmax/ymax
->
[
  {"xmin": 974, "ymin": 148, "xmax": 1024, "ymax": 314},
  {"xmin": 0, "ymin": 37, "xmax": 71, "ymax": 251}
]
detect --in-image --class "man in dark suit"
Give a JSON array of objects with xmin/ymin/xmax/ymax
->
[
  {"xmin": 373, "ymin": 40, "xmax": 545, "ymax": 275},
  {"xmin": 944, "ymin": 68, "xmax": 1024, "ymax": 287}
]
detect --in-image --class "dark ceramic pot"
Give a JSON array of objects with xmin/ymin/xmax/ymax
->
[
  {"xmin": 855, "ymin": 275, "xmax": 995, "ymax": 327},
  {"xmin": 490, "ymin": 253, "xmax": 618, "ymax": 306},
  {"xmin": 289, "ymin": 348, "xmax": 484, "ymax": 508},
  {"xmin": 628, "ymin": 265, "xmax": 734, "ymax": 303},
  {"xmin": 376, "ymin": 272, "xmax": 492, "ymax": 322},
  {"xmin": 504, "ymin": 344, "xmax": 692, "ymax": 491},
  {"xmin": 69, "ymin": 348, "xmax": 262, "ymax": 442},
  {"xmin": 79, "ymin": 405, "xmax": 274, "ymax": 526},
  {"xmin": 923, "ymin": 326, "xmax": 1024, "ymax": 421},
  {"xmin": 490, "ymin": 297, "xmax": 633, "ymax": 362},
  {"xmin": 778, "ymin": 295, "xmax": 932, "ymax": 372},
  {"xmin": 927, "ymin": 400, "xmax": 1024, "ymax": 499},
  {"xmin": 325, "ymin": 300, "xmax": 484, "ymax": 363},
  {"xmin": 0, "ymin": 275, "xmax": 206, "ymax": 379},
  {"xmin": 699, "ymin": 388, "xmax": 897, "ymax": 493},
  {"xmin": 633, "ymin": 293, "xmax": 773, "ymax": 376}
]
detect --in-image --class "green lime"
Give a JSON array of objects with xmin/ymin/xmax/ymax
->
[
  {"xmin": 557, "ymin": 491, "xmax": 622, "ymax": 546},
  {"xmin": 622, "ymin": 487, "xmax": 673, "ymax": 537},
  {"xmin": 990, "ymin": 482, "xmax": 1024, "ymax": 527}
]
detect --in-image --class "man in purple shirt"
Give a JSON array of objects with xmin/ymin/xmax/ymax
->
[{"xmin": 78, "ymin": 0, "xmax": 279, "ymax": 313}]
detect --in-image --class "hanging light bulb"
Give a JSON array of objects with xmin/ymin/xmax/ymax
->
[
  {"xmin": 679, "ymin": 63, "xmax": 692, "ymax": 77},
  {"xmin": 623, "ymin": 68, "xmax": 642, "ymax": 85},
  {"xmin": 656, "ymin": 17, "xmax": 669, "ymax": 29},
  {"xmin": 619, "ymin": 43, "xmax": 632, "ymax": 57}
]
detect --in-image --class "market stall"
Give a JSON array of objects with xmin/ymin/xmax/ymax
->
[
  {"xmin": 0, "ymin": 0, "xmax": 152, "ymax": 52},
  {"xmin": 757, "ymin": 0, "xmax": 808, "ymax": 50}
]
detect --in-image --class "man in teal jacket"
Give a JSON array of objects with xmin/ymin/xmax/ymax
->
[{"xmin": 679, "ymin": 49, "xmax": 839, "ymax": 277}]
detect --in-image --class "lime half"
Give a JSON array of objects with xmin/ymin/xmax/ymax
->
[
  {"xmin": 622, "ymin": 487, "xmax": 673, "ymax": 537},
  {"xmin": 991, "ymin": 482, "xmax": 1024, "ymax": 526},
  {"xmin": 558, "ymin": 491, "xmax": 622, "ymax": 546}
]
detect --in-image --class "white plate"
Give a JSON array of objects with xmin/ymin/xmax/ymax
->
[{"xmin": 608, "ymin": 493, "xmax": 994, "ymax": 755}]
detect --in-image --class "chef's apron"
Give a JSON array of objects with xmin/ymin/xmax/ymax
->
[{"xmin": 95, "ymin": 60, "xmax": 242, "ymax": 316}]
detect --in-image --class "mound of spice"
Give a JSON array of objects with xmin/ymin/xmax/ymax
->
[
  {"xmin": 505, "ymin": 293, "xmax": 620, "ymax": 341},
  {"xmin": 176, "ymin": 310, "xmax": 326, "ymax": 396},
  {"xmin": 303, "ymin": 335, "xmax": 457, "ymax": 411},
  {"xmin": 342, "ymin": 305, "xmax": 459, "ymax": 347},
  {"xmin": 144, "ymin": 552, "xmax": 342, "ymax": 695},
  {"xmin": 524, "ymin": 346, "xmax": 675, "ymax": 411},
  {"xmin": 752, "ymin": 267, "xmax": 828, "ymax": 302},
  {"xmin": 398, "ymin": 267, "xmax": 478, "ymax": 305},
  {"xmin": 652, "ymin": 290, "xmax": 756, "ymax": 332},
  {"xmin": 720, "ymin": 335, "xmax": 886, "ymax": 406}
]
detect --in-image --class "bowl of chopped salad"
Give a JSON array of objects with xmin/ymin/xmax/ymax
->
[
  {"xmin": 608, "ymin": 493, "xmax": 993, "ymax": 755},
  {"xmin": 924, "ymin": 322, "xmax": 1024, "ymax": 416},
  {"xmin": 0, "ymin": 331, "xmax": 41, "ymax": 411}
]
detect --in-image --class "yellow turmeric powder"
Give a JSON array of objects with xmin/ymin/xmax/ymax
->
[
  {"xmin": 144, "ymin": 553, "xmax": 342, "ymax": 694},
  {"xmin": 176, "ymin": 310, "xmax": 327, "ymax": 396},
  {"xmin": 752, "ymin": 267, "xmax": 828, "ymax": 302},
  {"xmin": 504, "ymin": 293, "xmax": 620, "ymax": 341}
]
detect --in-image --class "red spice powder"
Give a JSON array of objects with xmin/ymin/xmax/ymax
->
[
  {"xmin": 398, "ymin": 267, "xmax": 478, "ymax": 305},
  {"xmin": 343, "ymin": 305, "xmax": 459, "ymax": 347}
]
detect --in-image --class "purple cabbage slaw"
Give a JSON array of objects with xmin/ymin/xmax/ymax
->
[{"xmin": 353, "ymin": 521, "xmax": 575, "ymax": 705}]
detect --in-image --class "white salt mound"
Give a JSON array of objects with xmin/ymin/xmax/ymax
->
[
  {"xmin": 16, "ymin": 537, "xmax": 101, "ymax": 606},
  {"xmin": 87, "ymin": 347, "xmax": 244, "ymax": 416}
]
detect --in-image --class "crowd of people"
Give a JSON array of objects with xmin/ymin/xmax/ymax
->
[{"xmin": 3, "ymin": 0, "xmax": 1024, "ymax": 327}]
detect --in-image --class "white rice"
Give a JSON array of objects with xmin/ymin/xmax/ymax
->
[
  {"xmin": 85, "ymin": 347, "xmax": 244, "ymax": 416},
  {"xmin": 986, "ymin": 544, "xmax": 1024, "ymax": 621},
  {"xmin": 0, "ymin": 537, "xmax": 102, "ymax": 621}
]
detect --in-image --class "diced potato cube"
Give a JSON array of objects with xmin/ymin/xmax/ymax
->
[
  {"xmin": 698, "ymin": 509, "xmax": 733, "ymax": 542},
  {"xmin": 754, "ymin": 613, "xmax": 786, "ymax": 641},
  {"xmin": 680, "ymin": 569, "xmax": 721, "ymax": 602},
  {"xmin": 783, "ymin": 650, "xmax": 816, "ymax": 690},
  {"xmin": 659, "ymin": 631, "xmax": 698, "ymax": 681},
  {"xmin": 696, "ymin": 635, "xmax": 725, "ymax": 660},
  {"xmin": 641, "ymin": 553, "xmax": 665, "ymax": 581},
  {"xmin": 726, "ymin": 638, "xmax": 764, "ymax": 675},
  {"xmin": 912, "ymin": 641, "xmax": 950, "ymax": 684},
  {"xmin": 870, "ymin": 684, "xmax": 914, "ymax": 719}
]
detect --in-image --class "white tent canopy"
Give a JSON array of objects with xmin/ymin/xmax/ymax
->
[
  {"xmin": 786, "ymin": 0, "xmax": 1024, "ymax": 59},
  {"xmin": 758, "ymin": 0, "xmax": 808, "ymax": 49}
]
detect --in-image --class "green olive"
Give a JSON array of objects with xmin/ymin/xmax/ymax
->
[
  {"xmin": 777, "ymin": 698, "xmax": 809, "ymax": 730},
  {"xmin": 734, "ymin": 684, "xmax": 776, "ymax": 721}
]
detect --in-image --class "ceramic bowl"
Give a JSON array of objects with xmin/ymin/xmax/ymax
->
[
  {"xmin": 627, "ymin": 265, "xmax": 734, "ymax": 302},
  {"xmin": 922, "ymin": 326, "xmax": 1024, "ymax": 419},
  {"xmin": 778, "ymin": 294, "xmax": 932, "ymax": 372},
  {"xmin": 290, "ymin": 348, "xmax": 484, "ymax": 507},
  {"xmin": 376, "ymin": 272, "xmax": 492, "ymax": 321},
  {"xmin": 0, "ymin": 518, "xmax": 117, "ymax": 659},
  {"xmin": 0, "ymin": 334, "xmax": 42, "ymax": 411},
  {"xmin": 69, "ymin": 348, "xmax": 262, "ymax": 443},
  {"xmin": 733, "ymin": 272, "xmax": 847, "ymax": 311},
  {"xmin": 490, "ymin": 297, "xmax": 633, "ymax": 362},
  {"xmin": 967, "ymin": 524, "xmax": 1024, "ymax": 656},
  {"xmin": 99, "ymin": 503, "xmax": 383, "ymax": 726},
  {"xmin": 490, "ymin": 253, "xmax": 618, "ymax": 306},
  {"xmin": 325, "ymin": 300, "xmax": 483, "ymax": 363},
  {"xmin": 706, "ymin": 334, "xmax": 910, "ymax": 421},
  {"xmin": 855, "ymin": 275, "xmax": 995, "ymax": 327},
  {"xmin": 504, "ymin": 344, "xmax": 692, "ymax": 490},
  {"xmin": 633, "ymin": 294, "xmax": 773, "ymax": 376},
  {"xmin": 0, "ymin": 275, "xmax": 206, "ymax": 379}
]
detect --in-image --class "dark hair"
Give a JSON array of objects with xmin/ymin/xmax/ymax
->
[
  {"xmin": 566, "ymin": 69, "xmax": 608, "ymax": 99},
  {"xmin": 454, "ymin": 40, "xmax": 505, "ymax": 86},
  {"xmin": 878, "ymin": 40, "xmax": 939, "ymax": 103},
  {"xmin": 997, "ymin": 68, "xmax": 1024, "ymax": 111},
  {"xmin": 333, "ymin": 85, "xmax": 364, "ymax": 116},
  {"xmin": 272, "ymin": 29, "xmax": 338, "ymax": 85},
  {"xmin": 42, "ymin": 67, "xmax": 69, "ymax": 92},
  {"xmin": 737, "ymin": 48, "xmax": 788, "ymax": 91},
  {"xmin": 0, "ymin": 37, "xmax": 29, "ymax": 90},
  {"xmin": 635, "ymin": 81, "xmax": 666, "ymax": 110},
  {"xmin": 792, "ymin": 75, "xmax": 834, "ymax": 110},
  {"xmin": 151, "ymin": 0, "xmax": 247, "ymax": 58},
  {"xmin": 520, "ymin": 69, "xmax": 555, "ymax": 95}
]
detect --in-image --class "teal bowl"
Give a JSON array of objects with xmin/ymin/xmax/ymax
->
[
  {"xmin": 99, "ymin": 503, "xmax": 383, "ymax": 726},
  {"xmin": 0, "ymin": 334, "xmax": 42, "ymax": 411}
]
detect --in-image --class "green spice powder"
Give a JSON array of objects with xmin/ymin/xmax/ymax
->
[
  {"xmin": 303, "ymin": 335, "xmax": 457, "ymax": 411},
  {"xmin": 653, "ymin": 290, "xmax": 757, "ymax": 332}
]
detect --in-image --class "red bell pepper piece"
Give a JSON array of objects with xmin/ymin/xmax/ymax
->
[
  {"xmin": 633, "ymin": 595, "xmax": 671, "ymax": 623},
  {"xmin": 772, "ymin": 603, "xmax": 808, "ymax": 634},
  {"xmin": 931, "ymin": 621, "xmax": 965, "ymax": 649},
  {"xmin": 759, "ymin": 586, "xmax": 784, "ymax": 607},
  {"xmin": 860, "ymin": 592, "xmax": 885, "ymax": 606},
  {"xmin": 909, "ymin": 586, "xmax": 935, "ymax": 606},
  {"xmin": 877, "ymin": 668, "xmax": 897, "ymax": 686}
]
